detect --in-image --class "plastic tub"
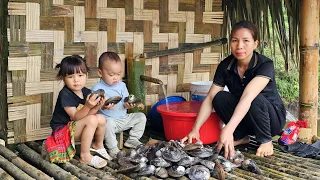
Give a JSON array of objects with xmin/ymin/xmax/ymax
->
[
  {"xmin": 147, "ymin": 96, "xmax": 186, "ymax": 131},
  {"xmin": 190, "ymin": 81, "xmax": 213, "ymax": 101},
  {"xmin": 157, "ymin": 101, "xmax": 221, "ymax": 144},
  {"xmin": 190, "ymin": 81, "xmax": 229, "ymax": 101}
]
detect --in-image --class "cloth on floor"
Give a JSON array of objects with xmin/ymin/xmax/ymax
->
[{"xmin": 280, "ymin": 140, "xmax": 320, "ymax": 158}]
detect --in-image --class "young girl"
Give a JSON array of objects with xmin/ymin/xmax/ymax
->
[{"xmin": 46, "ymin": 55, "xmax": 111, "ymax": 168}]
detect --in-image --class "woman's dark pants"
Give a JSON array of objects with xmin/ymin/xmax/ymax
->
[{"xmin": 212, "ymin": 91, "xmax": 285, "ymax": 144}]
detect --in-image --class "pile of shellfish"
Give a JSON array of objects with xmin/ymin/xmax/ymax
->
[{"xmin": 111, "ymin": 140, "xmax": 262, "ymax": 180}]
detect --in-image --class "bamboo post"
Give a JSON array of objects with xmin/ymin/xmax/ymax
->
[
  {"xmin": 126, "ymin": 43, "xmax": 145, "ymax": 113},
  {"xmin": 299, "ymin": 0, "xmax": 319, "ymax": 140},
  {"xmin": 0, "ymin": 0, "xmax": 8, "ymax": 140}
]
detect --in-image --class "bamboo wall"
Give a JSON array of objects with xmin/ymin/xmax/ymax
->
[{"xmin": 6, "ymin": 0, "xmax": 223, "ymax": 144}]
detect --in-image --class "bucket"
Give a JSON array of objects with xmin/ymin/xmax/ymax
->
[
  {"xmin": 190, "ymin": 81, "xmax": 229, "ymax": 101},
  {"xmin": 190, "ymin": 81, "xmax": 213, "ymax": 101},
  {"xmin": 147, "ymin": 96, "xmax": 186, "ymax": 131},
  {"xmin": 157, "ymin": 101, "xmax": 221, "ymax": 144}
]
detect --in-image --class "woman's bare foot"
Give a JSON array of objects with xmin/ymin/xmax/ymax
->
[
  {"xmin": 256, "ymin": 141, "xmax": 273, "ymax": 157},
  {"xmin": 234, "ymin": 136, "xmax": 250, "ymax": 146}
]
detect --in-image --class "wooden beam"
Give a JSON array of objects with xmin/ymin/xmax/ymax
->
[
  {"xmin": 0, "ymin": 0, "xmax": 8, "ymax": 140},
  {"xmin": 143, "ymin": 38, "xmax": 227, "ymax": 59},
  {"xmin": 299, "ymin": 0, "xmax": 319, "ymax": 139}
]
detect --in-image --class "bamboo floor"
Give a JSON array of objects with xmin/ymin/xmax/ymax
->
[{"xmin": 0, "ymin": 123, "xmax": 319, "ymax": 180}]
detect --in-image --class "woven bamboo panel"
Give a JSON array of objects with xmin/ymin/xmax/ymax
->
[{"xmin": 7, "ymin": 0, "xmax": 223, "ymax": 144}]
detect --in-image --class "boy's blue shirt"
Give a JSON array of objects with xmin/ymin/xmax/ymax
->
[{"xmin": 91, "ymin": 79, "xmax": 129, "ymax": 118}]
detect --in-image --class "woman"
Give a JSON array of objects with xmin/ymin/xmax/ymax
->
[{"xmin": 181, "ymin": 20, "xmax": 286, "ymax": 158}]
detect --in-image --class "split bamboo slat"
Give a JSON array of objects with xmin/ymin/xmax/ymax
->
[{"xmin": 6, "ymin": 0, "xmax": 223, "ymax": 144}]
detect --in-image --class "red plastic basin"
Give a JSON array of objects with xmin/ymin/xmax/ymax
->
[{"xmin": 157, "ymin": 101, "xmax": 221, "ymax": 144}]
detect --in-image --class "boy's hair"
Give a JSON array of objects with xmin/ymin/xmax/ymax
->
[
  {"xmin": 231, "ymin": 20, "xmax": 259, "ymax": 41},
  {"xmin": 98, "ymin": 52, "xmax": 121, "ymax": 69},
  {"xmin": 56, "ymin": 55, "xmax": 90, "ymax": 80}
]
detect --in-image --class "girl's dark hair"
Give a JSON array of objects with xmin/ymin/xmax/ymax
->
[
  {"xmin": 230, "ymin": 20, "xmax": 259, "ymax": 41},
  {"xmin": 98, "ymin": 52, "xmax": 121, "ymax": 69},
  {"xmin": 55, "ymin": 55, "xmax": 90, "ymax": 80}
]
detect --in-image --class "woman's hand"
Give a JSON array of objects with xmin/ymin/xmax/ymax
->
[
  {"xmin": 85, "ymin": 93, "xmax": 101, "ymax": 109},
  {"xmin": 217, "ymin": 127, "xmax": 235, "ymax": 159},
  {"xmin": 124, "ymin": 102, "xmax": 136, "ymax": 109},
  {"xmin": 181, "ymin": 129, "xmax": 200, "ymax": 144}
]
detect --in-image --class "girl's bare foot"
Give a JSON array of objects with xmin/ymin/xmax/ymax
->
[
  {"xmin": 234, "ymin": 136, "xmax": 250, "ymax": 146},
  {"xmin": 80, "ymin": 153, "xmax": 93, "ymax": 164},
  {"xmin": 256, "ymin": 141, "xmax": 273, "ymax": 157},
  {"xmin": 91, "ymin": 142, "xmax": 104, "ymax": 150}
]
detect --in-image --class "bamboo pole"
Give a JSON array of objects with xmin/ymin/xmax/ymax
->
[
  {"xmin": 16, "ymin": 144, "xmax": 79, "ymax": 180},
  {"xmin": 0, "ymin": 145, "xmax": 51, "ymax": 180},
  {"xmin": 126, "ymin": 43, "xmax": 145, "ymax": 113},
  {"xmin": 0, "ymin": 167, "xmax": 14, "ymax": 180},
  {"xmin": 0, "ymin": 155, "xmax": 34, "ymax": 180},
  {"xmin": 299, "ymin": 0, "xmax": 319, "ymax": 139},
  {"xmin": 69, "ymin": 159, "xmax": 118, "ymax": 180},
  {"xmin": 0, "ymin": 0, "xmax": 8, "ymax": 140}
]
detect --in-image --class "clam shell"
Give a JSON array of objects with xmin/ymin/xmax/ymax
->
[
  {"xmin": 187, "ymin": 165, "xmax": 210, "ymax": 180},
  {"xmin": 167, "ymin": 165, "xmax": 185, "ymax": 178},
  {"xmin": 212, "ymin": 162, "xmax": 225, "ymax": 180},
  {"xmin": 90, "ymin": 89, "xmax": 105, "ymax": 98},
  {"xmin": 150, "ymin": 157, "xmax": 171, "ymax": 168},
  {"xmin": 186, "ymin": 147, "xmax": 214, "ymax": 158},
  {"xmin": 161, "ymin": 146, "xmax": 182, "ymax": 162},
  {"xmin": 183, "ymin": 142, "xmax": 203, "ymax": 151},
  {"xmin": 155, "ymin": 167, "xmax": 168, "ymax": 179},
  {"xmin": 105, "ymin": 96, "xmax": 122, "ymax": 105},
  {"xmin": 178, "ymin": 156, "xmax": 200, "ymax": 167},
  {"xmin": 241, "ymin": 159, "xmax": 262, "ymax": 175},
  {"xmin": 116, "ymin": 164, "xmax": 140, "ymax": 174},
  {"xmin": 124, "ymin": 94, "xmax": 141, "ymax": 104}
]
